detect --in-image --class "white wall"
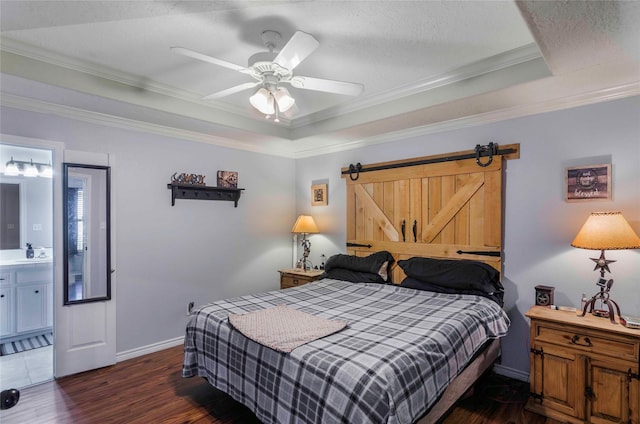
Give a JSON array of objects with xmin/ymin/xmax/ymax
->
[
  {"xmin": 1, "ymin": 106, "xmax": 297, "ymax": 352},
  {"xmin": 2, "ymin": 95, "xmax": 638, "ymax": 378},
  {"xmin": 294, "ymin": 95, "xmax": 640, "ymax": 379}
]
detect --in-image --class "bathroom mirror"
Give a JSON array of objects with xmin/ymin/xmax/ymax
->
[
  {"xmin": 0, "ymin": 182, "xmax": 21, "ymax": 249},
  {"xmin": 0, "ymin": 176, "xmax": 53, "ymax": 250},
  {"xmin": 63, "ymin": 163, "xmax": 111, "ymax": 305}
]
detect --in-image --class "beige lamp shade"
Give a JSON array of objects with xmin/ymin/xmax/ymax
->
[
  {"xmin": 571, "ymin": 211, "xmax": 640, "ymax": 250},
  {"xmin": 291, "ymin": 215, "xmax": 319, "ymax": 234}
]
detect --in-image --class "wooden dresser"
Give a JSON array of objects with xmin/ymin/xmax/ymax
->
[
  {"xmin": 526, "ymin": 306, "xmax": 640, "ymax": 424},
  {"xmin": 278, "ymin": 269, "xmax": 324, "ymax": 289}
]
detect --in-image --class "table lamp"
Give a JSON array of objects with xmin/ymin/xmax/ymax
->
[
  {"xmin": 291, "ymin": 215, "xmax": 319, "ymax": 271},
  {"xmin": 571, "ymin": 211, "xmax": 640, "ymax": 323}
]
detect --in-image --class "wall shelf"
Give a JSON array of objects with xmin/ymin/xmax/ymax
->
[{"xmin": 167, "ymin": 183, "xmax": 244, "ymax": 207}]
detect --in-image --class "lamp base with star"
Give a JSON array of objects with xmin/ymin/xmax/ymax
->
[
  {"xmin": 579, "ymin": 249, "xmax": 622, "ymax": 323},
  {"xmin": 580, "ymin": 278, "xmax": 621, "ymax": 323}
]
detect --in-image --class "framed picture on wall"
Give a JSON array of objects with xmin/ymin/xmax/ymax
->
[
  {"xmin": 565, "ymin": 163, "xmax": 611, "ymax": 202},
  {"xmin": 311, "ymin": 183, "xmax": 328, "ymax": 206}
]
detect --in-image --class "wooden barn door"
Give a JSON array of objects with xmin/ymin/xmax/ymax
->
[{"xmin": 343, "ymin": 152, "xmax": 507, "ymax": 283}]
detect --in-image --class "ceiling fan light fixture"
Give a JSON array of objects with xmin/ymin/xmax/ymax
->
[
  {"xmin": 175, "ymin": 30, "xmax": 363, "ymax": 120},
  {"xmin": 273, "ymin": 87, "xmax": 295, "ymax": 112},
  {"xmin": 249, "ymin": 87, "xmax": 275, "ymax": 115}
]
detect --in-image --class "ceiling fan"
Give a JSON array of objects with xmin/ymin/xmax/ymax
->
[{"xmin": 171, "ymin": 30, "xmax": 364, "ymax": 121}]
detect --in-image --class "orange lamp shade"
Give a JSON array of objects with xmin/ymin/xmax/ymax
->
[{"xmin": 291, "ymin": 215, "xmax": 319, "ymax": 234}]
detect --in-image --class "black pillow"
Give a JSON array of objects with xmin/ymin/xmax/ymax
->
[
  {"xmin": 397, "ymin": 257, "xmax": 502, "ymax": 294},
  {"xmin": 324, "ymin": 251, "xmax": 394, "ymax": 282},
  {"xmin": 321, "ymin": 268, "xmax": 386, "ymax": 283},
  {"xmin": 400, "ymin": 276, "xmax": 504, "ymax": 306}
]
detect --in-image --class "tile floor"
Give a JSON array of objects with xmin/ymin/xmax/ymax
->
[{"xmin": 0, "ymin": 345, "xmax": 53, "ymax": 389}]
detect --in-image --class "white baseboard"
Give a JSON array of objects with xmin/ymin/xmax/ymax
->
[
  {"xmin": 116, "ymin": 336, "xmax": 185, "ymax": 363},
  {"xmin": 493, "ymin": 363, "xmax": 529, "ymax": 382},
  {"xmin": 115, "ymin": 336, "xmax": 530, "ymax": 384}
]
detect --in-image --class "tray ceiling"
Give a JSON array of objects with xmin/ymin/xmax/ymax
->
[{"xmin": 1, "ymin": 1, "xmax": 639, "ymax": 157}]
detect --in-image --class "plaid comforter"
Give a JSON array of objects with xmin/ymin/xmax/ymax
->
[{"xmin": 183, "ymin": 279, "xmax": 510, "ymax": 424}]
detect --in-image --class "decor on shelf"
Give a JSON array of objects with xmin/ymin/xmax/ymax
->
[
  {"xmin": 167, "ymin": 183, "xmax": 244, "ymax": 207},
  {"xmin": 571, "ymin": 211, "xmax": 640, "ymax": 323},
  {"xmin": 311, "ymin": 183, "xmax": 327, "ymax": 206},
  {"xmin": 217, "ymin": 171, "xmax": 238, "ymax": 188},
  {"xmin": 565, "ymin": 163, "xmax": 611, "ymax": 202},
  {"xmin": 291, "ymin": 215, "xmax": 319, "ymax": 271},
  {"xmin": 171, "ymin": 172, "xmax": 205, "ymax": 185},
  {"xmin": 3, "ymin": 156, "xmax": 52, "ymax": 178}
]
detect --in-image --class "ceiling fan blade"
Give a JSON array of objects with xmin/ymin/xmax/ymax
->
[
  {"xmin": 171, "ymin": 46, "xmax": 252, "ymax": 74},
  {"xmin": 202, "ymin": 82, "xmax": 260, "ymax": 100},
  {"xmin": 289, "ymin": 76, "xmax": 364, "ymax": 96},
  {"xmin": 273, "ymin": 31, "xmax": 319, "ymax": 71}
]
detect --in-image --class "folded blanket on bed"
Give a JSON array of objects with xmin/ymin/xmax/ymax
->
[{"xmin": 228, "ymin": 304, "xmax": 348, "ymax": 353}]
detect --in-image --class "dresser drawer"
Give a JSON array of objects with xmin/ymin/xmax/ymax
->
[
  {"xmin": 279, "ymin": 269, "xmax": 323, "ymax": 289},
  {"xmin": 281, "ymin": 275, "xmax": 306, "ymax": 288},
  {"xmin": 534, "ymin": 322, "xmax": 639, "ymax": 363}
]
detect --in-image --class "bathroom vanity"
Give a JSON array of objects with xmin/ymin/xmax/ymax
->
[{"xmin": 0, "ymin": 258, "xmax": 53, "ymax": 343}]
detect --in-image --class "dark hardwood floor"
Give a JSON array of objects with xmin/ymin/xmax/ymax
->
[{"xmin": 0, "ymin": 345, "xmax": 561, "ymax": 423}]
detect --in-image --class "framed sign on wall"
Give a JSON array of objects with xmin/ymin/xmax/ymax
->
[
  {"xmin": 311, "ymin": 183, "xmax": 327, "ymax": 206},
  {"xmin": 565, "ymin": 163, "xmax": 611, "ymax": 202}
]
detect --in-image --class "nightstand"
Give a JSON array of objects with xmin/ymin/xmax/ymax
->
[
  {"xmin": 278, "ymin": 268, "xmax": 324, "ymax": 289},
  {"xmin": 525, "ymin": 306, "xmax": 639, "ymax": 423}
]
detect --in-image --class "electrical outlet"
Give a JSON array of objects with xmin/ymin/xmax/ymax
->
[{"xmin": 187, "ymin": 301, "xmax": 195, "ymax": 315}]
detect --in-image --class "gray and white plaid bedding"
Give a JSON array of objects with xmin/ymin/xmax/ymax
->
[{"xmin": 183, "ymin": 279, "xmax": 510, "ymax": 424}]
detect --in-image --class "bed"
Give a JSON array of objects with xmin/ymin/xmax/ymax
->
[
  {"xmin": 183, "ymin": 148, "xmax": 517, "ymax": 423},
  {"xmin": 183, "ymin": 260, "xmax": 509, "ymax": 423}
]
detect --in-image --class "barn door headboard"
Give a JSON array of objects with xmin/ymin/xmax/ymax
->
[{"xmin": 341, "ymin": 144, "xmax": 519, "ymax": 283}]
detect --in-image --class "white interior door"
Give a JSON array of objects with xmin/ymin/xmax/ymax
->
[{"xmin": 55, "ymin": 150, "xmax": 116, "ymax": 377}]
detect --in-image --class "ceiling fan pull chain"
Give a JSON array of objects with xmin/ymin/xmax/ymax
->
[
  {"xmin": 349, "ymin": 163, "xmax": 362, "ymax": 181},
  {"xmin": 273, "ymin": 93, "xmax": 281, "ymax": 123},
  {"xmin": 475, "ymin": 142, "xmax": 497, "ymax": 167}
]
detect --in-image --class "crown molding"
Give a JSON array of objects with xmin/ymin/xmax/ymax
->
[
  {"xmin": 290, "ymin": 44, "xmax": 544, "ymax": 128},
  {"xmin": 2, "ymin": 72, "xmax": 637, "ymax": 159},
  {"xmin": 0, "ymin": 93, "xmax": 296, "ymax": 157},
  {"xmin": 288, "ymin": 81, "xmax": 640, "ymax": 158},
  {"xmin": 0, "ymin": 37, "xmax": 294, "ymax": 125},
  {"xmin": 1, "ymin": 37, "xmax": 539, "ymax": 130}
]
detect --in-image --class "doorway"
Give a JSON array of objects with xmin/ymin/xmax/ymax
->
[{"xmin": 0, "ymin": 144, "xmax": 54, "ymax": 388}]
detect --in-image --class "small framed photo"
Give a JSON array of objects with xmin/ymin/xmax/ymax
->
[
  {"xmin": 311, "ymin": 183, "xmax": 327, "ymax": 206},
  {"xmin": 565, "ymin": 163, "xmax": 611, "ymax": 202},
  {"xmin": 217, "ymin": 171, "xmax": 238, "ymax": 188}
]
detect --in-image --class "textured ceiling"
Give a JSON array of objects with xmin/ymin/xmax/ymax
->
[{"xmin": 1, "ymin": 1, "xmax": 639, "ymax": 157}]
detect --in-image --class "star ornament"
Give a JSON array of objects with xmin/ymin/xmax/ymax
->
[{"xmin": 590, "ymin": 250, "xmax": 616, "ymax": 275}]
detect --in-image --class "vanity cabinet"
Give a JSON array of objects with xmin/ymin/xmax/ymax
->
[
  {"xmin": 0, "ymin": 261, "xmax": 53, "ymax": 342},
  {"xmin": 16, "ymin": 283, "xmax": 49, "ymax": 333},
  {"xmin": 0, "ymin": 287, "xmax": 13, "ymax": 337}
]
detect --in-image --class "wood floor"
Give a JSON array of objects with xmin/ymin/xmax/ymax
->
[{"xmin": 0, "ymin": 345, "xmax": 562, "ymax": 424}]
